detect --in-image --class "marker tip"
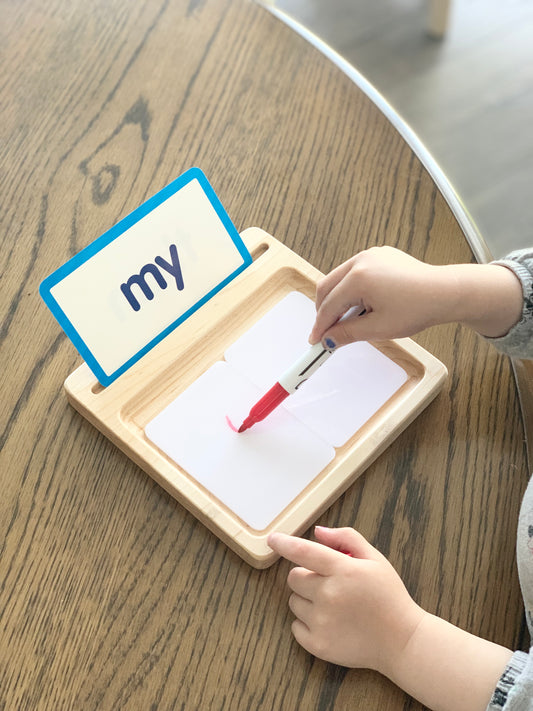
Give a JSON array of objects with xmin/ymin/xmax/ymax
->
[{"xmin": 238, "ymin": 417, "xmax": 253, "ymax": 433}]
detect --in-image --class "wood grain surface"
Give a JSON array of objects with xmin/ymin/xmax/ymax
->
[{"xmin": 0, "ymin": 0, "xmax": 529, "ymax": 709}]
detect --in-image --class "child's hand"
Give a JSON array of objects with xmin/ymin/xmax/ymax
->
[
  {"xmin": 308, "ymin": 246, "xmax": 448, "ymax": 347},
  {"xmin": 308, "ymin": 246, "xmax": 523, "ymax": 347},
  {"xmin": 268, "ymin": 526, "xmax": 425, "ymax": 676},
  {"xmin": 269, "ymin": 527, "xmax": 513, "ymax": 710}
]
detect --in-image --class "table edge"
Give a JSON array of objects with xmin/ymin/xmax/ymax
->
[
  {"xmin": 259, "ymin": 2, "xmax": 493, "ymax": 265},
  {"xmin": 260, "ymin": 2, "xmax": 532, "ymax": 473}
]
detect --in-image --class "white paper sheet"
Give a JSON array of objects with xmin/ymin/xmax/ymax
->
[
  {"xmin": 225, "ymin": 292, "xmax": 408, "ymax": 446},
  {"xmin": 145, "ymin": 361, "xmax": 335, "ymax": 530},
  {"xmin": 145, "ymin": 291, "xmax": 408, "ymax": 529}
]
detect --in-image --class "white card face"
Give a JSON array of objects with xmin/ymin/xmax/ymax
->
[
  {"xmin": 225, "ymin": 292, "xmax": 409, "ymax": 446},
  {"xmin": 145, "ymin": 361, "xmax": 335, "ymax": 530},
  {"xmin": 224, "ymin": 291, "xmax": 316, "ymax": 389},
  {"xmin": 39, "ymin": 168, "xmax": 251, "ymax": 385},
  {"xmin": 145, "ymin": 292, "xmax": 409, "ymax": 529},
  {"xmin": 285, "ymin": 343, "xmax": 409, "ymax": 446}
]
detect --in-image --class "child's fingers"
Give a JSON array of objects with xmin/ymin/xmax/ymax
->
[
  {"xmin": 320, "ymin": 311, "xmax": 381, "ymax": 348},
  {"xmin": 268, "ymin": 532, "xmax": 343, "ymax": 576},
  {"xmin": 314, "ymin": 526, "xmax": 381, "ymax": 561},
  {"xmin": 314, "ymin": 259, "xmax": 354, "ymax": 312},
  {"xmin": 309, "ymin": 278, "xmax": 363, "ymax": 345},
  {"xmin": 291, "ymin": 618, "xmax": 313, "ymax": 651},
  {"xmin": 287, "ymin": 566, "xmax": 321, "ymax": 600},
  {"xmin": 288, "ymin": 592, "xmax": 313, "ymax": 626}
]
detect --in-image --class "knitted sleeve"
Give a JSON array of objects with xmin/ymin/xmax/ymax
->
[
  {"xmin": 485, "ymin": 247, "xmax": 533, "ymax": 709},
  {"xmin": 487, "ymin": 249, "xmax": 533, "ymax": 359},
  {"xmin": 486, "ymin": 649, "xmax": 533, "ymax": 710}
]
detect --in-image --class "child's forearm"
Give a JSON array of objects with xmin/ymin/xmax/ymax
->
[
  {"xmin": 386, "ymin": 610, "xmax": 513, "ymax": 711},
  {"xmin": 438, "ymin": 263, "xmax": 523, "ymax": 338}
]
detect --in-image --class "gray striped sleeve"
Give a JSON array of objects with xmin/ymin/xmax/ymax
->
[
  {"xmin": 487, "ymin": 248, "xmax": 533, "ymax": 360},
  {"xmin": 487, "ymin": 649, "xmax": 533, "ymax": 710}
]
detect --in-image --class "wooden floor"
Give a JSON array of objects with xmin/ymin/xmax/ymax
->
[{"xmin": 271, "ymin": 0, "xmax": 533, "ymax": 259}]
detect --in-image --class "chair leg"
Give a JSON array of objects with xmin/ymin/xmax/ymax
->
[{"xmin": 427, "ymin": 0, "xmax": 452, "ymax": 38}]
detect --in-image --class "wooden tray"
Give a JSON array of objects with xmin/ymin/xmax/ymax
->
[{"xmin": 64, "ymin": 227, "xmax": 447, "ymax": 567}]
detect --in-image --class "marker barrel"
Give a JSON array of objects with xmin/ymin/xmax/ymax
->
[{"xmin": 278, "ymin": 342, "xmax": 333, "ymax": 394}]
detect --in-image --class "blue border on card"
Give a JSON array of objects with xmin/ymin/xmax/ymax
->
[{"xmin": 39, "ymin": 168, "xmax": 253, "ymax": 386}]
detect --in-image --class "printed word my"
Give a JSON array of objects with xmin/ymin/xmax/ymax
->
[{"xmin": 120, "ymin": 244, "xmax": 184, "ymax": 312}]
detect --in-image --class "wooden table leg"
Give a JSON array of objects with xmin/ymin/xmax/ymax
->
[{"xmin": 427, "ymin": 0, "xmax": 452, "ymax": 38}]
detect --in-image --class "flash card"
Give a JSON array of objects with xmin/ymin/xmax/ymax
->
[{"xmin": 39, "ymin": 168, "xmax": 252, "ymax": 385}]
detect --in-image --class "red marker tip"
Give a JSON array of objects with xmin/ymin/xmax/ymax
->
[
  {"xmin": 237, "ymin": 416, "xmax": 254, "ymax": 433},
  {"xmin": 237, "ymin": 382, "xmax": 290, "ymax": 434}
]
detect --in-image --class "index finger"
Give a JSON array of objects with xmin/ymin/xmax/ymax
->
[
  {"xmin": 268, "ymin": 532, "xmax": 342, "ymax": 576},
  {"xmin": 310, "ymin": 278, "xmax": 363, "ymax": 345},
  {"xmin": 315, "ymin": 259, "xmax": 354, "ymax": 312}
]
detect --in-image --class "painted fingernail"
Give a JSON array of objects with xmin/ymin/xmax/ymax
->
[{"xmin": 324, "ymin": 338, "xmax": 336, "ymax": 350}]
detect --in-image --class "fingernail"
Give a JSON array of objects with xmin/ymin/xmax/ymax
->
[
  {"xmin": 323, "ymin": 338, "xmax": 336, "ymax": 350},
  {"xmin": 315, "ymin": 525, "xmax": 332, "ymax": 532}
]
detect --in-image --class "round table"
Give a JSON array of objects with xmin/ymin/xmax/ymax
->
[{"xmin": 1, "ymin": 1, "xmax": 529, "ymax": 708}]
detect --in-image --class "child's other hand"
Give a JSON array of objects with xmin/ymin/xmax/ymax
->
[{"xmin": 268, "ymin": 526, "xmax": 425, "ymax": 676}]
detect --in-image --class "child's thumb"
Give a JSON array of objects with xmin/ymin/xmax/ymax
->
[{"xmin": 321, "ymin": 312, "xmax": 380, "ymax": 349}]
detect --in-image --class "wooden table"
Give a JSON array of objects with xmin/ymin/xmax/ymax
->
[{"xmin": 1, "ymin": 1, "xmax": 529, "ymax": 708}]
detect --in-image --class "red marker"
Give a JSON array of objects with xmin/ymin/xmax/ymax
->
[
  {"xmin": 238, "ymin": 342, "xmax": 333, "ymax": 432},
  {"xmin": 238, "ymin": 306, "xmax": 366, "ymax": 433}
]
